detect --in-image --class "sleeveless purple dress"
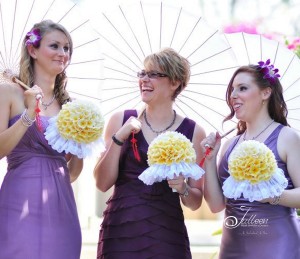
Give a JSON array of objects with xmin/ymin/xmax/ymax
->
[
  {"xmin": 97, "ymin": 110, "xmax": 195, "ymax": 259},
  {"xmin": 218, "ymin": 125, "xmax": 300, "ymax": 259},
  {"xmin": 0, "ymin": 115, "xmax": 81, "ymax": 259}
]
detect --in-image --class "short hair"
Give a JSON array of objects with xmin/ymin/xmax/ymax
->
[{"xmin": 144, "ymin": 47, "xmax": 190, "ymax": 100}]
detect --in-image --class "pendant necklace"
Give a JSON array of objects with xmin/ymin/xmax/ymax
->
[
  {"xmin": 243, "ymin": 120, "xmax": 274, "ymax": 141},
  {"xmin": 41, "ymin": 94, "xmax": 56, "ymax": 110},
  {"xmin": 143, "ymin": 110, "xmax": 177, "ymax": 135}
]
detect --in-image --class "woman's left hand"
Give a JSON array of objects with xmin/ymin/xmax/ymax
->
[
  {"xmin": 167, "ymin": 174, "xmax": 186, "ymax": 194},
  {"xmin": 65, "ymin": 153, "xmax": 72, "ymax": 162},
  {"xmin": 67, "ymin": 154, "xmax": 84, "ymax": 182}
]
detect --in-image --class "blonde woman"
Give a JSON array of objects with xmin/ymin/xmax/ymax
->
[
  {"xmin": 0, "ymin": 20, "xmax": 83, "ymax": 259},
  {"xmin": 94, "ymin": 48, "xmax": 206, "ymax": 258}
]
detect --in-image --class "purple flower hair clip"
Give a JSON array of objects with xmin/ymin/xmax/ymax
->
[
  {"xmin": 257, "ymin": 59, "xmax": 280, "ymax": 85},
  {"xmin": 25, "ymin": 29, "xmax": 42, "ymax": 47}
]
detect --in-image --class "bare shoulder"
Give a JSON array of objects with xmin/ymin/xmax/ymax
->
[
  {"xmin": 278, "ymin": 126, "xmax": 300, "ymax": 157},
  {"xmin": 278, "ymin": 126, "xmax": 300, "ymax": 143},
  {"xmin": 105, "ymin": 110, "xmax": 125, "ymax": 132},
  {"xmin": 193, "ymin": 122, "xmax": 206, "ymax": 139},
  {"xmin": 1, "ymin": 83, "xmax": 24, "ymax": 115},
  {"xmin": 277, "ymin": 126, "xmax": 300, "ymax": 163},
  {"xmin": 0, "ymin": 83, "xmax": 23, "ymax": 131},
  {"xmin": 108, "ymin": 110, "xmax": 125, "ymax": 123},
  {"xmin": 0, "ymin": 82, "xmax": 23, "ymax": 98},
  {"xmin": 0, "ymin": 83, "xmax": 22, "ymax": 104},
  {"xmin": 1, "ymin": 82, "xmax": 23, "ymax": 91},
  {"xmin": 0, "ymin": 82, "xmax": 15, "ymax": 94}
]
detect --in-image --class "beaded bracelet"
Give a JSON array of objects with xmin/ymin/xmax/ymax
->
[
  {"xmin": 112, "ymin": 134, "xmax": 124, "ymax": 146},
  {"xmin": 270, "ymin": 195, "xmax": 281, "ymax": 205},
  {"xmin": 20, "ymin": 109, "xmax": 36, "ymax": 127}
]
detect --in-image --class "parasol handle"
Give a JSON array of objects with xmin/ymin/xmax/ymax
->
[
  {"xmin": 3, "ymin": 69, "xmax": 43, "ymax": 101},
  {"xmin": 219, "ymin": 127, "xmax": 236, "ymax": 139},
  {"xmin": 3, "ymin": 69, "xmax": 30, "ymax": 90},
  {"xmin": 12, "ymin": 77, "xmax": 30, "ymax": 90},
  {"xmin": 199, "ymin": 127, "xmax": 236, "ymax": 167},
  {"xmin": 137, "ymin": 106, "xmax": 145, "ymax": 120}
]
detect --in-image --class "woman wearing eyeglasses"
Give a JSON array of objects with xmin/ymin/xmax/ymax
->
[{"xmin": 94, "ymin": 47, "xmax": 206, "ymax": 258}]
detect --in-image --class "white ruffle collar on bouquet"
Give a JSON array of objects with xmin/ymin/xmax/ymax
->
[
  {"xmin": 45, "ymin": 99, "xmax": 105, "ymax": 159},
  {"xmin": 138, "ymin": 131, "xmax": 205, "ymax": 187},
  {"xmin": 222, "ymin": 140, "xmax": 288, "ymax": 202}
]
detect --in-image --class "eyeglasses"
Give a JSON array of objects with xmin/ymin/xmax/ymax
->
[{"xmin": 137, "ymin": 70, "xmax": 168, "ymax": 79}]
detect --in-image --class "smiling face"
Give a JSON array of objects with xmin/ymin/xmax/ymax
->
[
  {"xmin": 140, "ymin": 48, "xmax": 190, "ymax": 102},
  {"xmin": 29, "ymin": 29, "xmax": 70, "ymax": 76},
  {"xmin": 230, "ymin": 72, "xmax": 270, "ymax": 122},
  {"xmin": 138, "ymin": 65, "xmax": 177, "ymax": 105},
  {"xmin": 224, "ymin": 64, "xmax": 288, "ymax": 133}
]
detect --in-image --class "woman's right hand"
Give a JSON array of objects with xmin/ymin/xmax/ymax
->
[
  {"xmin": 114, "ymin": 116, "xmax": 142, "ymax": 142},
  {"xmin": 23, "ymin": 85, "xmax": 43, "ymax": 116},
  {"xmin": 200, "ymin": 132, "xmax": 221, "ymax": 161}
]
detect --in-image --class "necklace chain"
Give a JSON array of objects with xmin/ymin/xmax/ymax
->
[
  {"xmin": 41, "ymin": 94, "xmax": 56, "ymax": 110},
  {"xmin": 143, "ymin": 110, "xmax": 177, "ymax": 135},
  {"xmin": 243, "ymin": 120, "xmax": 274, "ymax": 141}
]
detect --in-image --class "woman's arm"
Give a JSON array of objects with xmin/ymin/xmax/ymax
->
[
  {"xmin": 168, "ymin": 123, "xmax": 206, "ymax": 211},
  {"xmin": 266, "ymin": 127, "xmax": 300, "ymax": 208},
  {"xmin": 66, "ymin": 154, "xmax": 84, "ymax": 182},
  {"xmin": 94, "ymin": 111, "xmax": 142, "ymax": 192},
  {"xmin": 202, "ymin": 133, "xmax": 234, "ymax": 213},
  {"xmin": 0, "ymin": 84, "xmax": 38, "ymax": 159}
]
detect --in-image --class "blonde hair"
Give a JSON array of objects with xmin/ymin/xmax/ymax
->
[
  {"xmin": 19, "ymin": 20, "xmax": 73, "ymax": 105},
  {"xmin": 144, "ymin": 47, "xmax": 190, "ymax": 100}
]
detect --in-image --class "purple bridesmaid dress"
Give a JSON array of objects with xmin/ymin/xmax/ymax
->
[
  {"xmin": 0, "ymin": 115, "xmax": 81, "ymax": 259},
  {"xmin": 218, "ymin": 125, "xmax": 300, "ymax": 259},
  {"xmin": 97, "ymin": 110, "xmax": 194, "ymax": 259}
]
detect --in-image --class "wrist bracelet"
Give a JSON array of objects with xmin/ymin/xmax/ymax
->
[
  {"xmin": 270, "ymin": 195, "xmax": 281, "ymax": 205},
  {"xmin": 112, "ymin": 134, "xmax": 124, "ymax": 146},
  {"xmin": 20, "ymin": 109, "xmax": 36, "ymax": 127},
  {"xmin": 179, "ymin": 182, "xmax": 189, "ymax": 197}
]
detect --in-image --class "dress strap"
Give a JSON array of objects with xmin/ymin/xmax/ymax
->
[
  {"xmin": 265, "ymin": 124, "xmax": 285, "ymax": 161},
  {"xmin": 176, "ymin": 118, "xmax": 195, "ymax": 142},
  {"xmin": 123, "ymin": 110, "xmax": 138, "ymax": 125}
]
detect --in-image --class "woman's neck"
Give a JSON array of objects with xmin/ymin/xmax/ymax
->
[
  {"xmin": 145, "ymin": 105, "xmax": 174, "ymax": 121},
  {"xmin": 33, "ymin": 80, "xmax": 55, "ymax": 96},
  {"xmin": 244, "ymin": 116, "xmax": 274, "ymax": 140}
]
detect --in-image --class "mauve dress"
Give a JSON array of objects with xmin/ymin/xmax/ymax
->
[
  {"xmin": 97, "ymin": 110, "xmax": 194, "ymax": 259},
  {"xmin": 218, "ymin": 125, "xmax": 300, "ymax": 259},
  {"xmin": 0, "ymin": 115, "xmax": 81, "ymax": 259}
]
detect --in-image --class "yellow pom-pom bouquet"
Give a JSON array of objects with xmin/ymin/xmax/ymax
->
[
  {"xmin": 45, "ymin": 99, "xmax": 105, "ymax": 158},
  {"xmin": 222, "ymin": 140, "xmax": 288, "ymax": 202},
  {"xmin": 138, "ymin": 131, "xmax": 205, "ymax": 185}
]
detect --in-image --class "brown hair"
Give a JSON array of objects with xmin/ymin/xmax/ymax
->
[{"xmin": 223, "ymin": 65, "xmax": 289, "ymax": 135}]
